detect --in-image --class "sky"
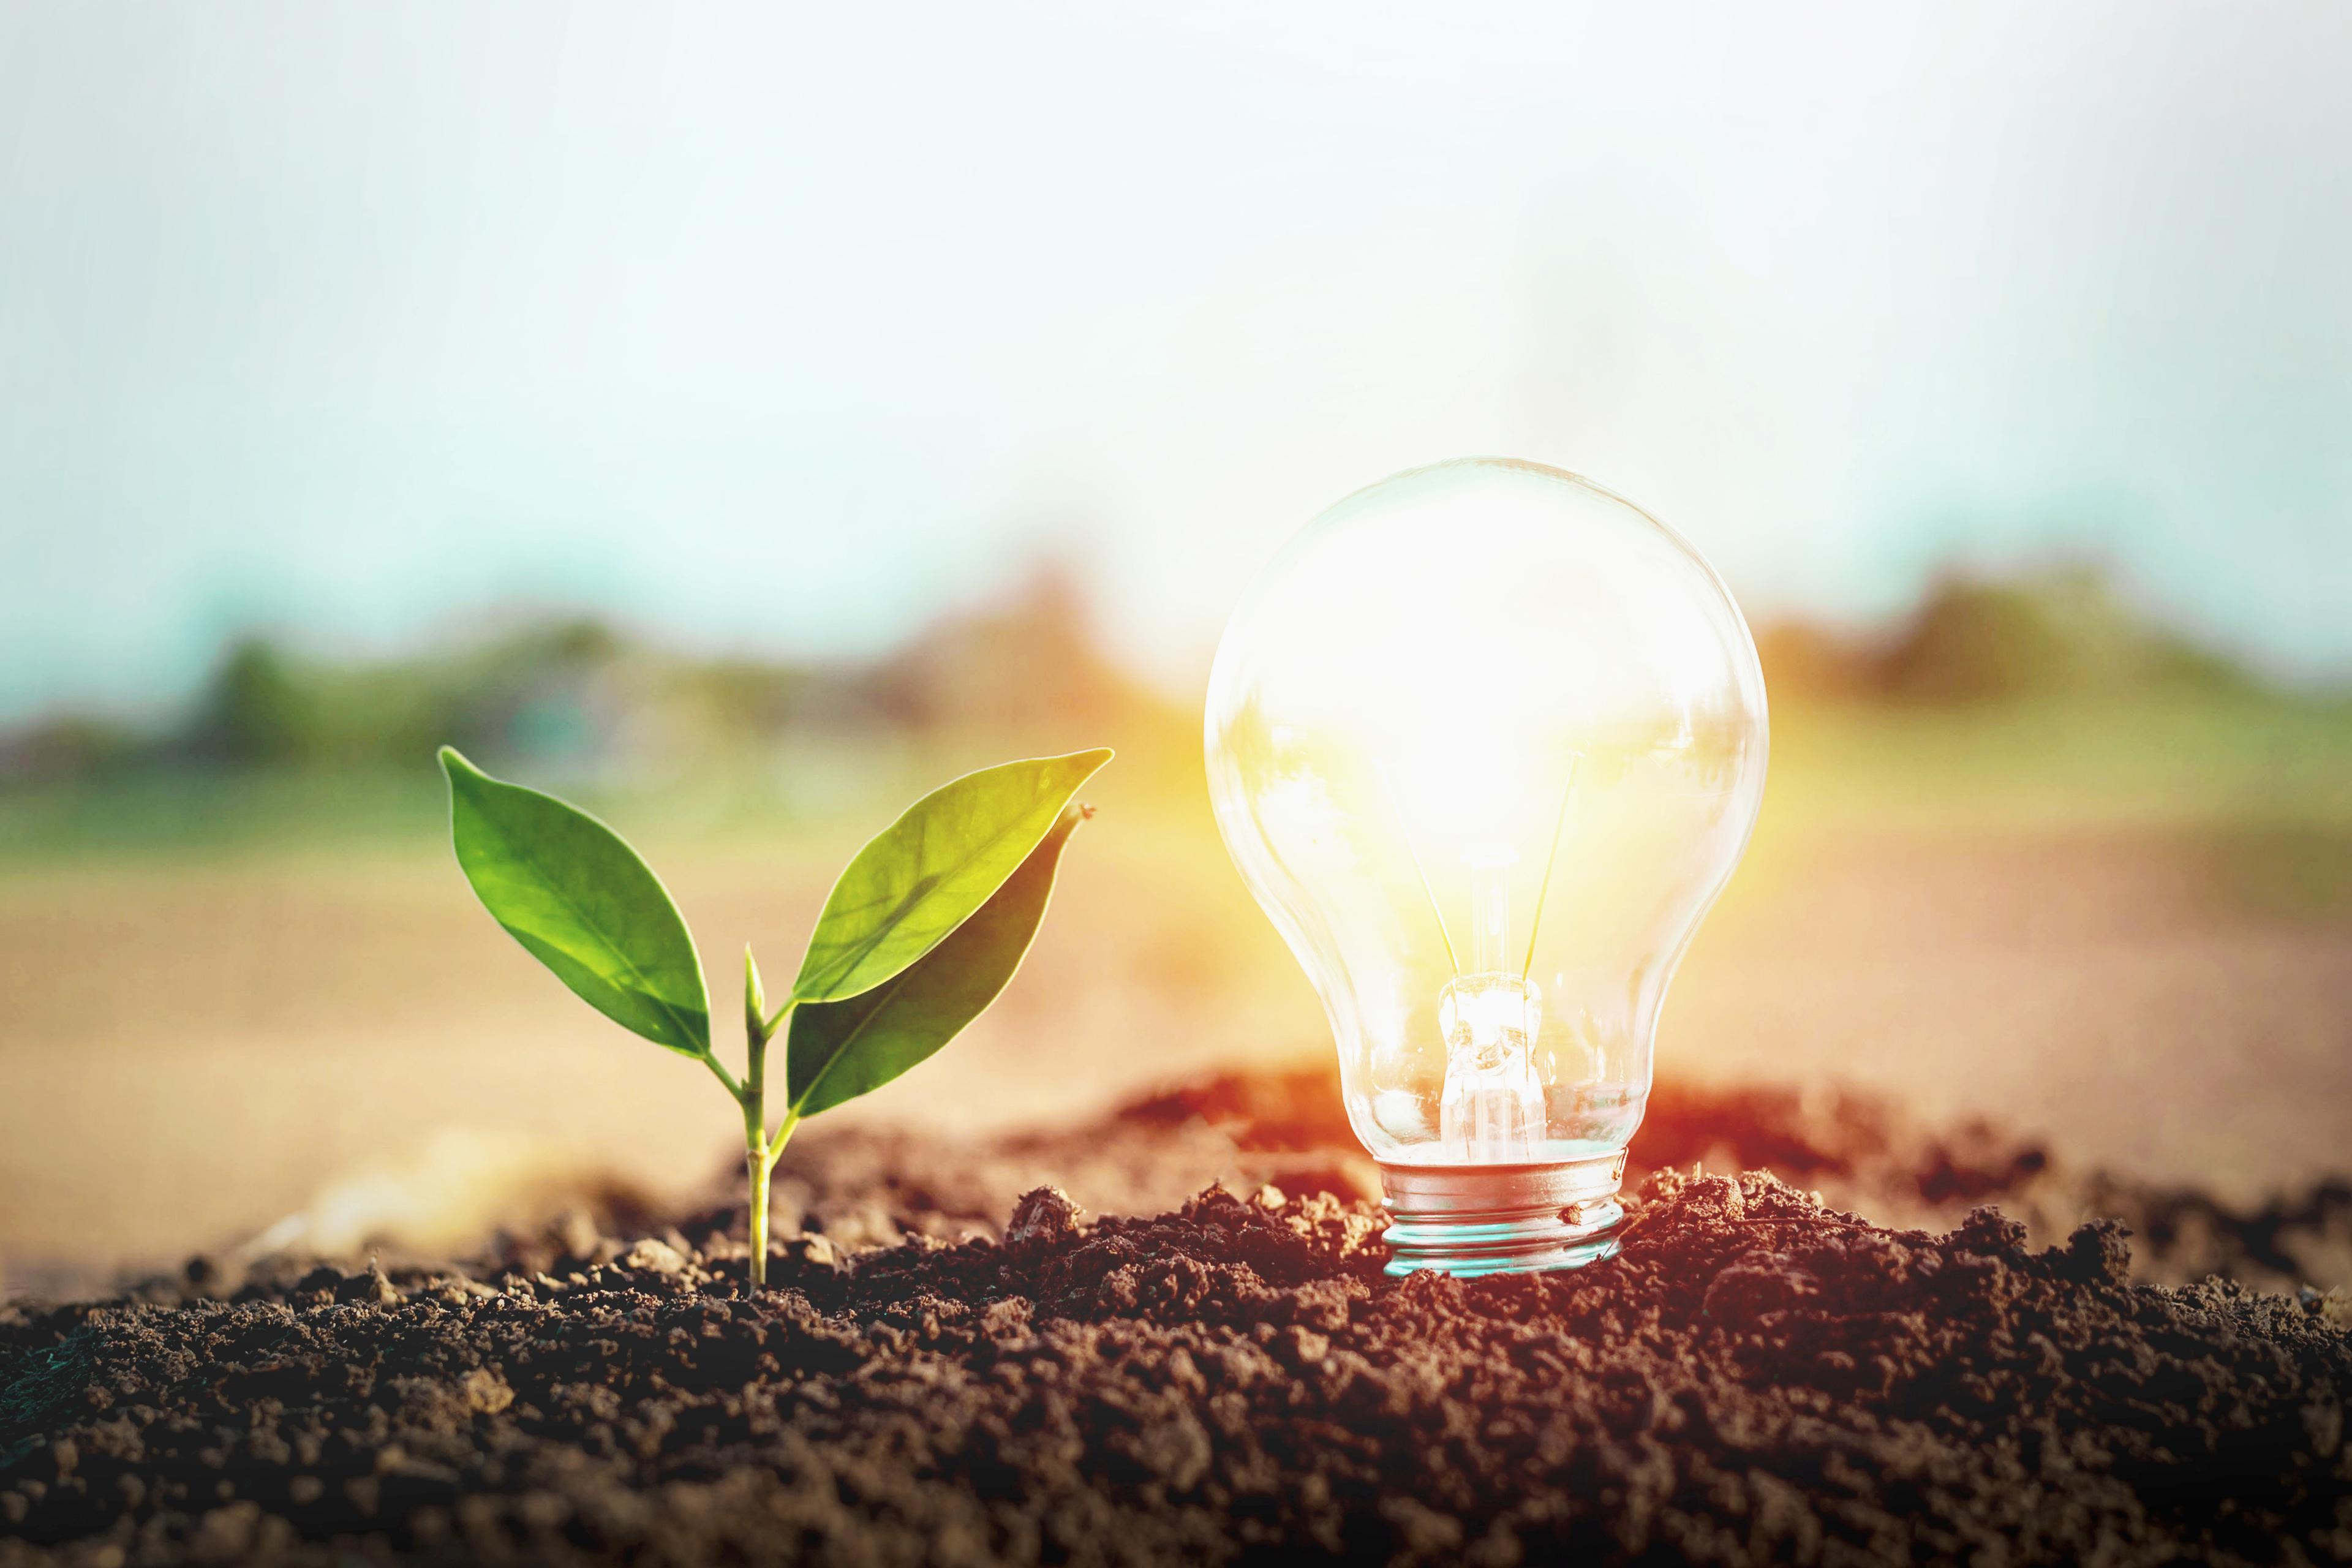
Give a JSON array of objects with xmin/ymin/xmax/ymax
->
[{"xmin": 2, "ymin": 1, "xmax": 2348, "ymax": 722}]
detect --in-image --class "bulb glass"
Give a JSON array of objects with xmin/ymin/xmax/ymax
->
[{"xmin": 1205, "ymin": 458, "xmax": 1768, "ymax": 1273}]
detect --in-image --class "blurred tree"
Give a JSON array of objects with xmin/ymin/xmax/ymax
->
[
  {"xmin": 863, "ymin": 563, "xmax": 1170, "ymax": 740},
  {"xmin": 1754, "ymin": 621, "xmax": 1876, "ymax": 701},
  {"xmin": 186, "ymin": 636, "xmax": 314, "ymax": 765},
  {"xmin": 0, "ymin": 714, "xmax": 138, "ymax": 786},
  {"xmin": 1878, "ymin": 566, "xmax": 2249, "ymax": 703}
]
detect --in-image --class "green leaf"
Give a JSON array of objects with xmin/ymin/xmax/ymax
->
[
  {"xmin": 792, "ymin": 748, "xmax": 1110, "ymax": 1003},
  {"xmin": 440, "ymin": 747, "xmax": 710, "ymax": 1058},
  {"xmin": 787, "ymin": 804, "xmax": 1087, "ymax": 1118}
]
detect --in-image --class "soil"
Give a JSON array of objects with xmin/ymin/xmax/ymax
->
[{"xmin": 4, "ymin": 1067, "xmax": 2349, "ymax": 1567}]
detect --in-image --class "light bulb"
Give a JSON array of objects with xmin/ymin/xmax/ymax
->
[{"xmin": 1205, "ymin": 458, "xmax": 1769, "ymax": 1277}]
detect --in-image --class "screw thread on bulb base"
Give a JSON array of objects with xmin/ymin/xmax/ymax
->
[{"xmin": 1379, "ymin": 1153, "xmax": 1627, "ymax": 1278}]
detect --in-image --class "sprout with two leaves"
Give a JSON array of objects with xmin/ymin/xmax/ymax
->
[{"xmin": 437, "ymin": 745, "xmax": 1110, "ymax": 1286}]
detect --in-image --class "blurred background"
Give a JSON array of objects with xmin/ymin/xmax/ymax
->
[{"xmin": 2, "ymin": 2, "xmax": 2347, "ymax": 1284}]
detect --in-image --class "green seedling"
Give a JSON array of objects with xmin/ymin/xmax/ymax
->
[{"xmin": 437, "ymin": 745, "xmax": 1111, "ymax": 1286}]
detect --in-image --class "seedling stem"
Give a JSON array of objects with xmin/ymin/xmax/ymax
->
[{"xmin": 737, "ymin": 949, "xmax": 803, "ymax": 1287}]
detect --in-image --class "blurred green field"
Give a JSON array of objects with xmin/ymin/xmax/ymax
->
[
  {"xmin": 9, "ymin": 689, "xmax": 2350, "ymax": 856},
  {"xmin": 1770, "ymin": 692, "xmax": 2352, "ymax": 834},
  {"xmin": 2, "ymin": 690, "xmax": 2349, "ymax": 1284},
  {"xmin": 1759, "ymin": 693, "xmax": 2352, "ymax": 919}
]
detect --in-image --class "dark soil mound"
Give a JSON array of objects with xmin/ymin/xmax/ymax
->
[
  {"xmin": 4, "ymin": 1071, "xmax": 2350, "ymax": 1566},
  {"xmin": 1131, "ymin": 1067, "xmax": 2352, "ymax": 1293}
]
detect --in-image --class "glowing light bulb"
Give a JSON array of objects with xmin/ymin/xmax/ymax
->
[{"xmin": 1205, "ymin": 458, "xmax": 1769, "ymax": 1276}]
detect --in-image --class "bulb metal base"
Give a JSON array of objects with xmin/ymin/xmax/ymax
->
[{"xmin": 1378, "ymin": 1153, "xmax": 1627, "ymax": 1278}]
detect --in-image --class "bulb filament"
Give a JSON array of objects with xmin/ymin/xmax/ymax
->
[{"xmin": 1441, "ymin": 845, "xmax": 1544, "ymax": 1161}]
